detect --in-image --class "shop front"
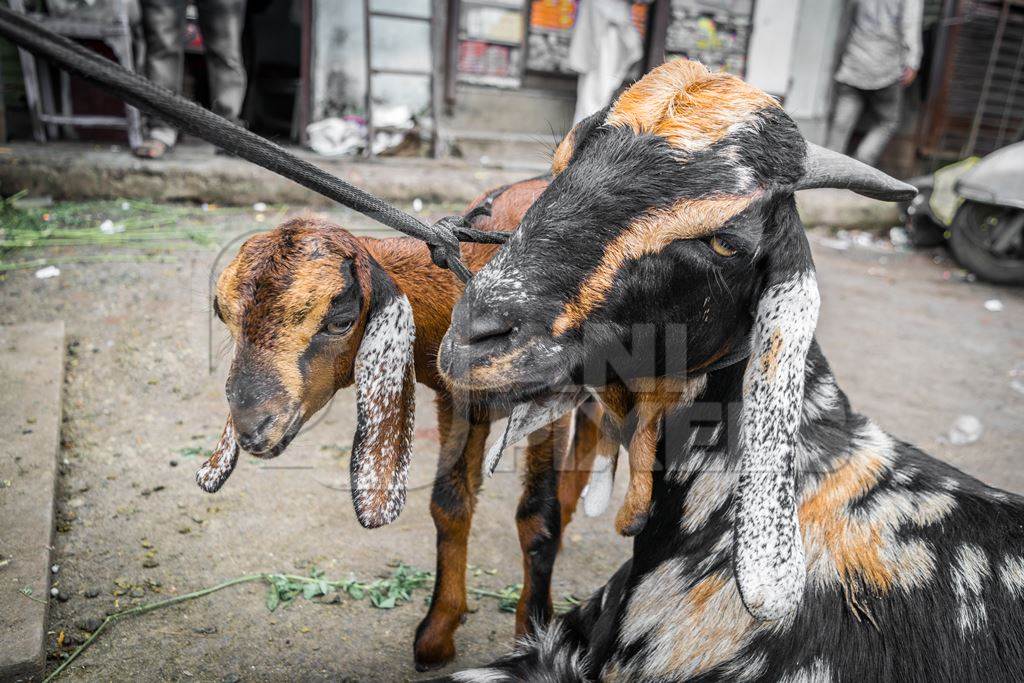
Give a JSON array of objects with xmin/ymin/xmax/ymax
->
[{"xmin": 305, "ymin": 0, "xmax": 759, "ymax": 164}]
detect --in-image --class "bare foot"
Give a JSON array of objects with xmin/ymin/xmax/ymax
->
[{"xmin": 133, "ymin": 139, "xmax": 170, "ymax": 159}]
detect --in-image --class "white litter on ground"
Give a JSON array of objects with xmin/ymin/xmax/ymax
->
[
  {"xmin": 984, "ymin": 299, "xmax": 1004, "ymax": 312},
  {"xmin": 99, "ymin": 219, "xmax": 124, "ymax": 234},
  {"xmin": 306, "ymin": 117, "xmax": 366, "ymax": 157},
  {"xmin": 949, "ymin": 415, "xmax": 983, "ymax": 445},
  {"xmin": 1010, "ymin": 362, "xmax": 1024, "ymax": 396},
  {"xmin": 34, "ymin": 265, "xmax": 61, "ymax": 279},
  {"xmin": 889, "ymin": 226, "xmax": 910, "ymax": 249},
  {"xmin": 252, "ymin": 202, "xmax": 268, "ymax": 212}
]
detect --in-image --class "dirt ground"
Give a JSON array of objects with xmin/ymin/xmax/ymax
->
[{"xmin": 2, "ymin": 201, "xmax": 1022, "ymax": 682}]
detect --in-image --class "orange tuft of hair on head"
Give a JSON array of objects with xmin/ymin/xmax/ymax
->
[
  {"xmin": 607, "ymin": 60, "xmax": 780, "ymax": 152},
  {"xmin": 551, "ymin": 125, "xmax": 575, "ymax": 175}
]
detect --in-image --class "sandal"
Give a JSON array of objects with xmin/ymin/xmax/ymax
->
[{"xmin": 133, "ymin": 139, "xmax": 171, "ymax": 159}]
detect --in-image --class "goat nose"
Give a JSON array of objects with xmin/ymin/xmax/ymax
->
[
  {"xmin": 233, "ymin": 412, "xmax": 276, "ymax": 448},
  {"xmin": 461, "ymin": 314, "xmax": 515, "ymax": 348}
]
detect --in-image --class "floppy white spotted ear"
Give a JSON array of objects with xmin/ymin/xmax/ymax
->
[
  {"xmin": 734, "ymin": 142, "xmax": 913, "ymax": 620},
  {"xmin": 733, "ymin": 247, "xmax": 819, "ymax": 621},
  {"xmin": 350, "ymin": 268, "xmax": 416, "ymax": 529}
]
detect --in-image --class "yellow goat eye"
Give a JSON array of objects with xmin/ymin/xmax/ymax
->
[
  {"xmin": 325, "ymin": 320, "xmax": 353, "ymax": 336},
  {"xmin": 709, "ymin": 236, "xmax": 737, "ymax": 257}
]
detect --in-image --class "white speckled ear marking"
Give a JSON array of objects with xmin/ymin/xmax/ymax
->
[
  {"xmin": 351, "ymin": 293, "xmax": 416, "ymax": 529},
  {"xmin": 734, "ymin": 271, "xmax": 819, "ymax": 621},
  {"xmin": 196, "ymin": 418, "xmax": 240, "ymax": 493}
]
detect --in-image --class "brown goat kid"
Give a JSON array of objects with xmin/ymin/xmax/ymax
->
[{"xmin": 200, "ymin": 178, "xmax": 616, "ymax": 670}]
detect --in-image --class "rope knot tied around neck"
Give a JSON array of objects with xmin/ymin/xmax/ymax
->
[{"xmin": 426, "ymin": 200, "xmax": 510, "ymax": 283}]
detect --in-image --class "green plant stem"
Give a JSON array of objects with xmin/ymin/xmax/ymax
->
[
  {"xmin": 1, "ymin": 234, "xmax": 207, "ymax": 247},
  {"xmin": 6, "ymin": 223, "xmax": 209, "ymax": 235},
  {"xmin": 467, "ymin": 587, "xmax": 576, "ymax": 612},
  {"xmin": 43, "ymin": 567, "xmax": 568, "ymax": 681},
  {"xmin": 44, "ymin": 574, "xmax": 267, "ymax": 683},
  {"xmin": 0, "ymin": 254, "xmax": 179, "ymax": 272},
  {"xmin": 20, "ymin": 588, "xmax": 48, "ymax": 604}
]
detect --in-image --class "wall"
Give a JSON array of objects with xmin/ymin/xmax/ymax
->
[
  {"xmin": 746, "ymin": 0, "xmax": 845, "ymax": 144},
  {"xmin": 311, "ymin": 0, "xmax": 434, "ymax": 124},
  {"xmin": 786, "ymin": 0, "xmax": 845, "ymax": 144},
  {"xmin": 311, "ymin": 0, "xmax": 366, "ymax": 121},
  {"xmin": 745, "ymin": 0, "xmax": 800, "ymax": 97}
]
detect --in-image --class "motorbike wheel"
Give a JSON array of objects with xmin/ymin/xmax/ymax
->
[
  {"xmin": 906, "ymin": 214, "xmax": 947, "ymax": 247},
  {"xmin": 902, "ymin": 187, "xmax": 947, "ymax": 247},
  {"xmin": 949, "ymin": 200, "xmax": 1024, "ymax": 286}
]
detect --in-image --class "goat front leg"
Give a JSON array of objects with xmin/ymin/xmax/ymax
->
[
  {"xmin": 414, "ymin": 395, "xmax": 489, "ymax": 671},
  {"xmin": 515, "ymin": 412, "xmax": 572, "ymax": 638}
]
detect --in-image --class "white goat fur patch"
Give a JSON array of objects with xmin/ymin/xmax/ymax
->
[
  {"xmin": 998, "ymin": 555, "xmax": 1024, "ymax": 598},
  {"xmin": 735, "ymin": 271, "xmax": 819, "ymax": 621},
  {"xmin": 351, "ymin": 294, "xmax": 415, "ymax": 528},
  {"xmin": 583, "ymin": 454, "xmax": 616, "ymax": 517},
  {"xmin": 952, "ymin": 543, "xmax": 990, "ymax": 635},
  {"xmin": 779, "ymin": 657, "xmax": 834, "ymax": 683},
  {"xmin": 451, "ymin": 669, "xmax": 508, "ymax": 683}
]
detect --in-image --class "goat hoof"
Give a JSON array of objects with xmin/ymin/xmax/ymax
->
[
  {"xmin": 414, "ymin": 618, "xmax": 458, "ymax": 671},
  {"xmin": 413, "ymin": 642, "xmax": 456, "ymax": 672},
  {"xmin": 617, "ymin": 511, "xmax": 649, "ymax": 537},
  {"xmin": 415, "ymin": 659, "xmax": 451, "ymax": 673}
]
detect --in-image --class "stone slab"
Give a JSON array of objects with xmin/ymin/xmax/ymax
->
[{"xmin": 0, "ymin": 322, "xmax": 65, "ymax": 682}]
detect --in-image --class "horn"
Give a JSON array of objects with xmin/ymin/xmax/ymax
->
[{"xmin": 795, "ymin": 142, "xmax": 917, "ymax": 201}]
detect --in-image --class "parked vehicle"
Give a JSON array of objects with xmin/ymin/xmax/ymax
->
[{"xmin": 904, "ymin": 141, "xmax": 1024, "ymax": 285}]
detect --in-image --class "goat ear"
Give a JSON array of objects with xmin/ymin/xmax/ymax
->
[
  {"xmin": 734, "ymin": 225, "xmax": 819, "ymax": 621},
  {"xmin": 795, "ymin": 142, "xmax": 917, "ymax": 201},
  {"xmin": 350, "ymin": 263, "xmax": 416, "ymax": 529}
]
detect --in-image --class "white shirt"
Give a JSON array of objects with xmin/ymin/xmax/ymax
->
[{"xmin": 835, "ymin": 0, "xmax": 924, "ymax": 90}]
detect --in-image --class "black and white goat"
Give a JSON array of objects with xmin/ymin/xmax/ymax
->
[{"xmin": 436, "ymin": 60, "xmax": 1024, "ymax": 681}]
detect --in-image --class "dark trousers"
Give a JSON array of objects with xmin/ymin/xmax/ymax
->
[
  {"xmin": 826, "ymin": 81, "xmax": 902, "ymax": 167},
  {"xmin": 141, "ymin": 0, "xmax": 246, "ymax": 145}
]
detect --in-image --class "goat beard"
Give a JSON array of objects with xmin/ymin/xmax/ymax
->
[
  {"xmin": 483, "ymin": 388, "xmax": 590, "ymax": 476},
  {"xmin": 195, "ymin": 417, "xmax": 240, "ymax": 493}
]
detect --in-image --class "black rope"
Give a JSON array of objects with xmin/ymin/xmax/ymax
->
[{"xmin": 0, "ymin": 5, "xmax": 509, "ymax": 282}]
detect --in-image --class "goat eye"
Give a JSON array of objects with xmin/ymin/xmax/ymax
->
[
  {"xmin": 324, "ymin": 320, "xmax": 353, "ymax": 336},
  {"xmin": 709, "ymin": 236, "xmax": 738, "ymax": 257}
]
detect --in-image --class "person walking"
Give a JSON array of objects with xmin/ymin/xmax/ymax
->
[
  {"xmin": 135, "ymin": 0, "xmax": 246, "ymax": 158},
  {"xmin": 826, "ymin": 0, "xmax": 923, "ymax": 167}
]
